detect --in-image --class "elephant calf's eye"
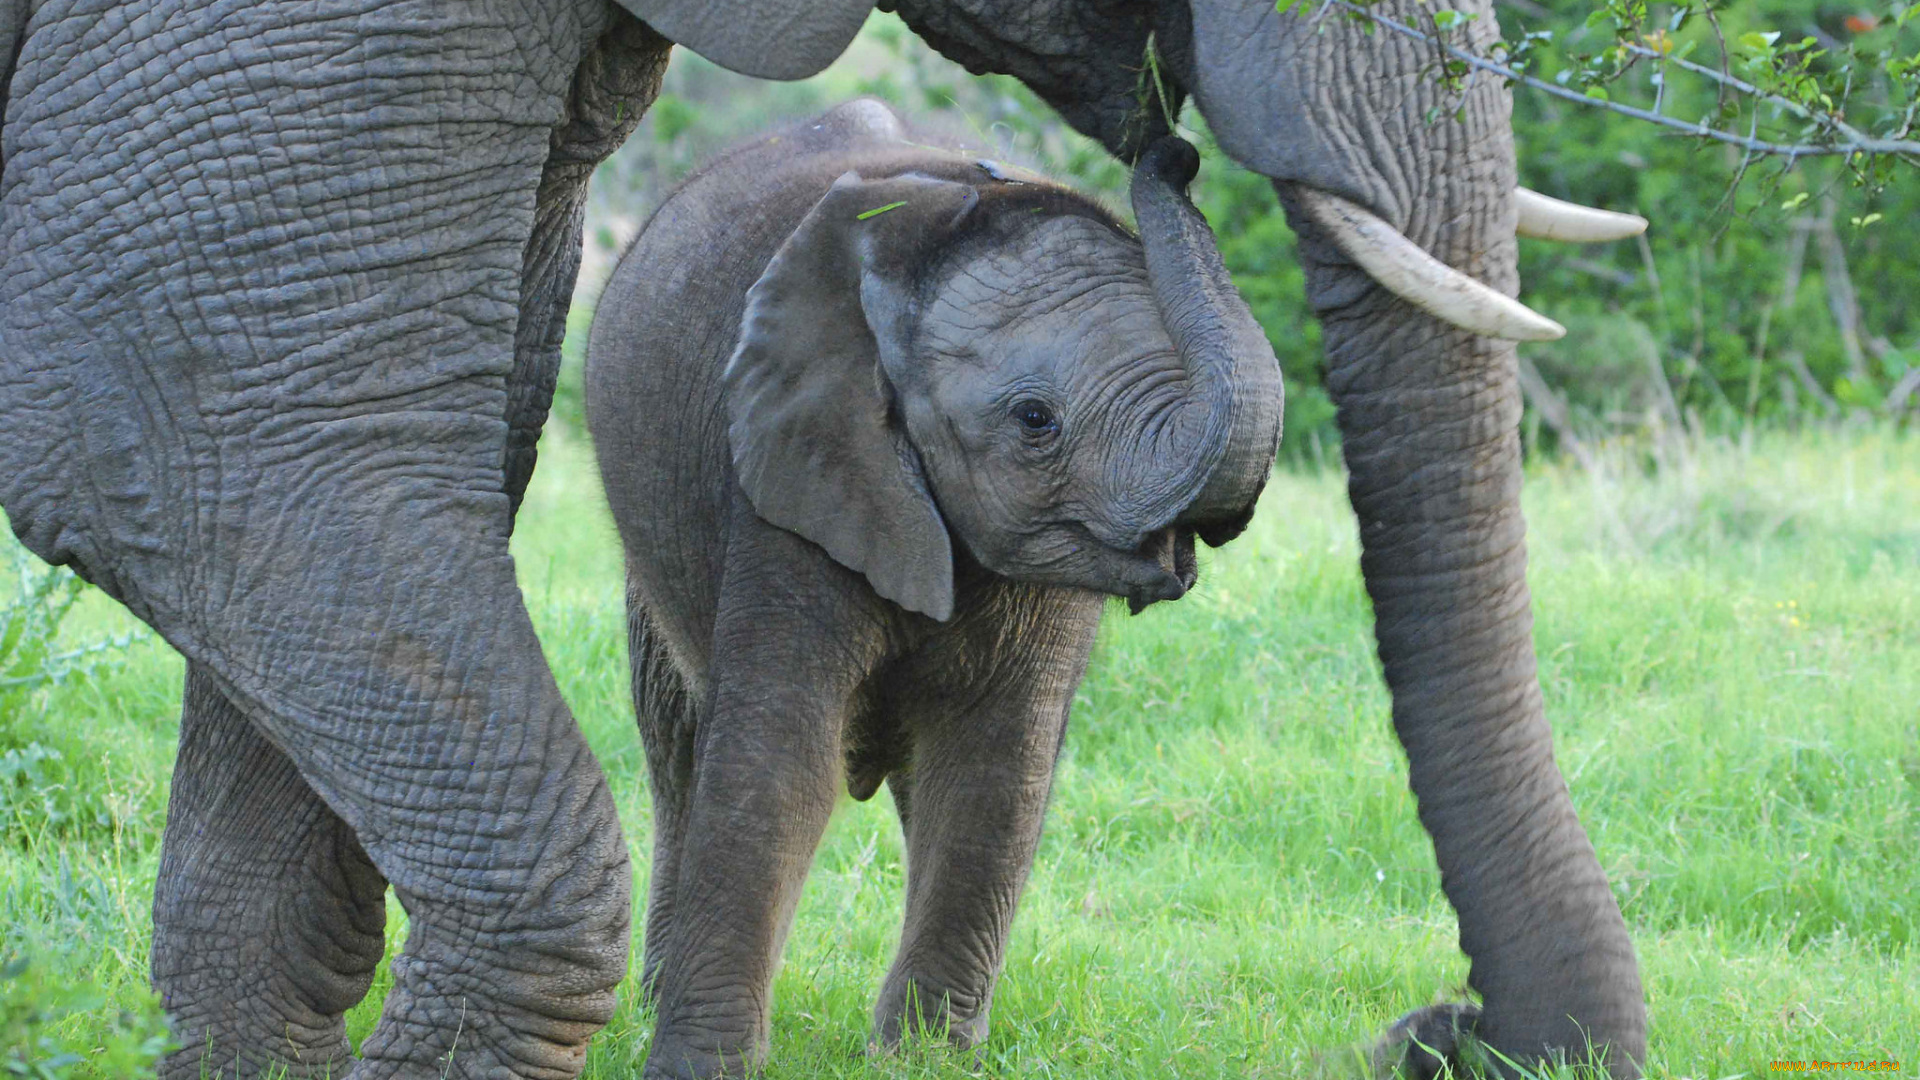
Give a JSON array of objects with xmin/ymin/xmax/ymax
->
[{"xmin": 1013, "ymin": 400, "xmax": 1058, "ymax": 438}]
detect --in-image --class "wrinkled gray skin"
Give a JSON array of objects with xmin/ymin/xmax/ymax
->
[
  {"xmin": 0, "ymin": 0, "xmax": 1642, "ymax": 1078},
  {"xmin": 587, "ymin": 101, "xmax": 1280, "ymax": 1078}
]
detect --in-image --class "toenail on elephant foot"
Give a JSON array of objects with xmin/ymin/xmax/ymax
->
[{"xmin": 1372, "ymin": 1002, "xmax": 1482, "ymax": 1080}]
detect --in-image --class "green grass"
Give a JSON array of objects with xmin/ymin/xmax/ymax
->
[{"xmin": 3, "ymin": 423, "xmax": 1916, "ymax": 1078}]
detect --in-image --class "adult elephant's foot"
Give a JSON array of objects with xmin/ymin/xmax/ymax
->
[
  {"xmin": 870, "ymin": 974, "xmax": 992, "ymax": 1053},
  {"xmin": 1370, "ymin": 1003, "xmax": 1481, "ymax": 1080},
  {"xmin": 641, "ymin": 1030, "xmax": 763, "ymax": 1080}
]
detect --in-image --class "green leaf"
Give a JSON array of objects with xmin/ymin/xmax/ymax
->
[
  {"xmin": 857, "ymin": 201, "xmax": 909, "ymax": 220},
  {"xmin": 1584, "ymin": 86, "xmax": 1611, "ymax": 102}
]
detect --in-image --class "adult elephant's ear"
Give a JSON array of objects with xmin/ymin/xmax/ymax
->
[
  {"xmin": 616, "ymin": 0, "xmax": 873, "ymax": 80},
  {"xmin": 724, "ymin": 172, "xmax": 979, "ymax": 622}
]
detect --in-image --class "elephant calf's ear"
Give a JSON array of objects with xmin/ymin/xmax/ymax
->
[{"xmin": 724, "ymin": 172, "xmax": 979, "ymax": 622}]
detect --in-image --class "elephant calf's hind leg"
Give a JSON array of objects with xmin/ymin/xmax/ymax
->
[
  {"xmin": 153, "ymin": 665, "xmax": 388, "ymax": 1080},
  {"xmin": 628, "ymin": 598, "xmax": 699, "ymax": 999}
]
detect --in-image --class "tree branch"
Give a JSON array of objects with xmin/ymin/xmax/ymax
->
[
  {"xmin": 1314, "ymin": 0, "xmax": 1920, "ymax": 163},
  {"xmin": 1886, "ymin": 367, "xmax": 1920, "ymax": 414},
  {"xmin": 1620, "ymin": 42, "xmax": 1880, "ymax": 150}
]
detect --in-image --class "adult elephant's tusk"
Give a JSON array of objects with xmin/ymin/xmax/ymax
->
[
  {"xmin": 1515, "ymin": 187, "xmax": 1648, "ymax": 242},
  {"xmin": 1292, "ymin": 187, "xmax": 1567, "ymax": 343}
]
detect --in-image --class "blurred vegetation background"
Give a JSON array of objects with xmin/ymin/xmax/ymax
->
[{"xmin": 563, "ymin": 0, "xmax": 1920, "ymax": 463}]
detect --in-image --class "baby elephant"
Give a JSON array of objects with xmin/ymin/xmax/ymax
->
[{"xmin": 586, "ymin": 99, "xmax": 1281, "ymax": 1079}]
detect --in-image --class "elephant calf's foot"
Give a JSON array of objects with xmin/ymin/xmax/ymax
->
[{"xmin": 1371, "ymin": 1003, "xmax": 1483, "ymax": 1080}]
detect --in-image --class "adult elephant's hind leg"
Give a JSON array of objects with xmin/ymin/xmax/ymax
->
[
  {"xmin": 208, "ymin": 507, "xmax": 633, "ymax": 1080},
  {"xmin": 153, "ymin": 664, "xmax": 388, "ymax": 1080},
  {"xmin": 1, "ymin": 1, "xmax": 643, "ymax": 1074}
]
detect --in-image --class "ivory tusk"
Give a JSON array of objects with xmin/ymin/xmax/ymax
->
[
  {"xmin": 1292, "ymin": 188, "xmax": 1567, "ymax": 342},
  {"xmin": 1515, "ymin": 187, "xmax": 1648, "ymax": 242}
]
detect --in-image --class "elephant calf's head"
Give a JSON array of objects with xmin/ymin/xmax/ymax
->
[{"xmin": 725, "ymin": 137, "xmax": 1281, "ymax": 620}]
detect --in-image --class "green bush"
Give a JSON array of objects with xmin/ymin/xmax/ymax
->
[
  {"xmin": 1, "ymin": 546, "xmax": 146, "ymax": 841},
  {"xmin": 2, "ymin": 550, "xmax": 144, "ymax": 713},
  {"xmin": 0, "ymin": 561, "xmax": 86, "ymax": 717},
  {"xmin": 0, "ymin": 953, "xmax": 171, "ymax": 1079},
  {"xmin": 1508, "ymin": 0, "xmax": 1920, "ymax": 439}
]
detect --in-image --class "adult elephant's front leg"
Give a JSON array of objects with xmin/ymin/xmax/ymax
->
[{"xmin": 871, "ymin": 587, "xmax": 1100, "ymax": 1051}]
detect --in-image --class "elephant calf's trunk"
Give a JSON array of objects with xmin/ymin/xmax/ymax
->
[{"xmin": 1130, "ymin": 137, "xmax": 1283, "ymax": 547}]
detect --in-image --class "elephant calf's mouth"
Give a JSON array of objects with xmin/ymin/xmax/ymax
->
[{"xmin": 1126, "ymin": 526, "xmax": 1198, "ymax": 615}]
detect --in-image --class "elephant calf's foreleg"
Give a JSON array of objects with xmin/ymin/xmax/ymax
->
[
  {"xmin": 644, "ymin": 540, "xmax": 885, "ymax": 1080},
  {"xmin": 871, "ymin": 735, "xmax": 1052, "ymax": 1049},
  {"xmin": 872, "ymin": 601, "xmax": 1094, "ymax": 1051},
  {"xmin": 153, "ymin": 665, "xmax": 388, "ymax": 1080}
]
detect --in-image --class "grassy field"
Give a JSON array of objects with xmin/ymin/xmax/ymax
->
[{"xmin": 3, "ymin": 424, "xmax": 1916, "ymax": 1078}]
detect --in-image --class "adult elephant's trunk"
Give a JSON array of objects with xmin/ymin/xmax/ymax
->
[
  {"xmin": 1154, "ymin": 0, "xmax": 1646, "ymax": 1068},
  {"xmin": 1313, "ymin": 271, "xmax": 1646, "ymax": 1074},
  {"xmin": 1130, "ymin": 136, "xmax": 1283, "ymax": 546},
  {"xmin": 1274, "ymin": 114, "xmax": 1646, "ymax": 1080}
]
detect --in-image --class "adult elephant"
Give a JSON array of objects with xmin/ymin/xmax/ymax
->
[{"xmin": 0, "ymin": 1, "xmax": 1644, "ymax": 1078}]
